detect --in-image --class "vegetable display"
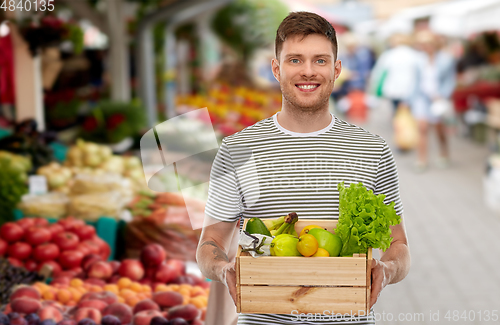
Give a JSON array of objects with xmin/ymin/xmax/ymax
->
[{"xmin": 336, "ymin": 182, "xmax": 401, "ymax": 257}]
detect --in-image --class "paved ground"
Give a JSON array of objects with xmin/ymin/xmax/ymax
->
[{"xmin": 360, "ymin": 102, "xmax": 500, "ymax": 325}]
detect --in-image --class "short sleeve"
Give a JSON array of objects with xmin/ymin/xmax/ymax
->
[
  {"xmin": 204, "ymin": 139, "xmax": 243, "ymax": 222},
  {"xmin": 374, "ymin": 142, "xmax": 404, "ymax": 216}
]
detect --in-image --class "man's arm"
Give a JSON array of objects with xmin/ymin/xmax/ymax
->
[
  {"xmin": 196, "ymin": 217, "xmax": 240, "ymax": 304},
  {"xmin": 369, "ymin": 217, "xmax": 411, "ymax": 308}
]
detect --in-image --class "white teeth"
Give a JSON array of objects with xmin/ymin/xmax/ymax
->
[{"xmin": 297, "ymin": 84, "xmax": 318, "ymax": 89}]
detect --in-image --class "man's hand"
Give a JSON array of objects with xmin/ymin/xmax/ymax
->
[
  {"xmin": 369, "ymin": 258, "xmax": 393, "ymax": 308},
  {"xmin": 368, "ymin": 221, "xmax": 411, "ymax": 309},
  {"xmin": 221, "ymin": 262, "xmax": 237, "ymax": 306}
]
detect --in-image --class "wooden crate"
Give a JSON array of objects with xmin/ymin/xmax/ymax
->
[{"xmin": 236, "ymin": 219, "xmax": 372, "ymax": 315}]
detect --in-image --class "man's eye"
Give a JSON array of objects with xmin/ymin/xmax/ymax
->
[
  {"xmin": 291, "ymin": 59, "xmax": 300, "ymax": 63},
  {"xmin": 317, "ymin": 59, "xmax": 326, "ymax": 64}
]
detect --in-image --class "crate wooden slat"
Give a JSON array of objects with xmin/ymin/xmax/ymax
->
[
  {"xmin": 239, "ymin": 256, "xmax": 367, "ymax": 286},
  {"xmin": 239, "ymin": 286, "xmax": 367, "ymax": 315},
  {"xmin": 236, "ymin": 218, "xmax": 372, "ymax": 315}
]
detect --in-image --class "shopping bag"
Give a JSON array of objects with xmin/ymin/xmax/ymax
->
[
  {"xmin": 393, "ymin": 104, "xmax": 419, "ymax": 150},
  {"xmin": 430, "ymin": 99, "xmax": 453, "ymax": 118}
]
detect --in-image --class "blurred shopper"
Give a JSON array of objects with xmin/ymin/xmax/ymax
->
[
  {"xmin": 412, "ymin": 31, "xmax": 456, "ymax": 171},
  {"xmin": 369, "ymin": 34, "xmax": 421, "ymax": 113},
  {"xmin": 335, "ymin": 33, "xmax": 375, "ymax": 123}
]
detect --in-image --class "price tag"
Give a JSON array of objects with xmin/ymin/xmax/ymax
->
[{"xmin": 29, "ymin": 175, "xmax": 48, "ymax": 195}]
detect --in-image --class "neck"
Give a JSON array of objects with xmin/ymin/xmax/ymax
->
[{"xmin": 277, "ymin": 103, "xmax": 332, "ymax": 133}]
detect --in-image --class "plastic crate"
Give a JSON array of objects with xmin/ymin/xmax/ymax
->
[{"xmin": 14, "ymin": 209, "xmax": 121, "ymax": 260}]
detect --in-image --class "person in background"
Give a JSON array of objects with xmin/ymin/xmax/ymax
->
[
  {"xmin": 369, "ymin": 33, "xmax": 421, "ymax": 114},
  {"xmin": 412, "ymin": 31, "xmax": 456, "ymax": 171}
]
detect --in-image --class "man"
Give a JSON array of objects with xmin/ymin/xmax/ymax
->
[{"xmin": 197, "ymin": 12, "xmax": 410, "ymax": 325}]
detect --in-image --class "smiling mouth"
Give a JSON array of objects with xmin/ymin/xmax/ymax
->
[{"xmin": 296, "ymin": 84, "xmax": 320, "ymax": 90}]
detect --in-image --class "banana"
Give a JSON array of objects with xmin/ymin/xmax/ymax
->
[
  {"xmin": 264, "ymin": 216, "xmax": 286, "ymax": 232},
  {"xmin": 273, "ymin": 212, "xmax": 299, "ymax": 237}
]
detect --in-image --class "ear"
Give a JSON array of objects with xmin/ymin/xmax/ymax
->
[
  {"xmin": 334, "ymin": 60, "xmax": 342, "ymax": 81},
  {"xmin": 271, "ymin": 58, "xmax": 280, "ymax": 83}
]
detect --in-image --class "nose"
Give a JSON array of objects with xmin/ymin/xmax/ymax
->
[{"xmin": 300, "ymin": 61, "xmax": 317, "ymax": 79}]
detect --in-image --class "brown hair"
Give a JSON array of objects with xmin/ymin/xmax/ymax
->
[{"xmin": 275, "ymin": 12, "xmax": 338, "ymax": 60}]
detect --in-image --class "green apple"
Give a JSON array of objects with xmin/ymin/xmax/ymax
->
[{"xmin": 308, "ymin": 228, "xmax": 342, "ymax": 257}]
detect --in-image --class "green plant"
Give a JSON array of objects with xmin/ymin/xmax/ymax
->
[
  {"xmin": 80, "ymin": 100, "xmax": 146, "ymax": 144},
  {"xmin": 211, "ymin": 0, "xmax": 288, "ymax": 64},
  {"xmin": 0, "ymin": 157, "xmax": 28, "ymax": 224}
]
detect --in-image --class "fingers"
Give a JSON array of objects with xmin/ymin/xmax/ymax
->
[{"xmin": 369, "ymin": 259, "xmax": 383, "ymax": 309}]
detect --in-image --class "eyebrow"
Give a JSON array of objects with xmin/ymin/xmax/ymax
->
[{"xmin": 285, "ymin": 53, "xmax": 332, "ymax": 59}]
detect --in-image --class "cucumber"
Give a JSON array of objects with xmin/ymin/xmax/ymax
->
[{"xmin": 245, "ymin": 217, "xmax": 272, "ymax": 236}]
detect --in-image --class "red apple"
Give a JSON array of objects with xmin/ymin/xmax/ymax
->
[
  {"xmin": 82, "ymin": 254, "xmax": 103, "ymax": 272},
  {"xmin": 88, "ymin": 261, "xmax": 113, "ymax": 280},
  {"xmin": 118, "ymin": 259, "xmax": 145, "ymax": 281},
  {"xmin": 154, "ymin": 262, "xmax": 177, "ymax": 284},
  {"xmin": 140, "ymin": 244, "xmax": 166, "ymax": 268},
  {"xmin": 109, "ymin": 261, "xmax": 121, "ymax": 274},
  {"xmin": 166, "ymin": 259, "xmax": 186, "ymax": 276}
]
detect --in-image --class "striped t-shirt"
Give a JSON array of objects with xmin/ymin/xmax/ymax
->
[{"xmin": 205, "ymin": 112, "xmax": 404, "ymax": 325}]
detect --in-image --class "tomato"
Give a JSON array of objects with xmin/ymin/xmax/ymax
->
[
  {"xmin": 296, "ymin": 234, "xmax": 319, "ymax": 257},
  {"xmin": 32, "ymin": 217, "xmax": 49, "ymax": 227},
  {"xmin": 58, "ymin": 250, "xmax": 84, "ymax": 269},
  {"xmin": 70, "ymin": 225, "xmax": 96, "ymax": 241},
  {"xmin": 57, "ymin": 217, "xmax": 85, "ymax": 231},
  {"xmin": 7, "ymin": 257, "xmax": 23, "ymax": 267},
  {"xmin": 33, "ymin": 243, "xmax": 60, "ymax": 262},
  {"xmin": 7, "ymin": 242, "xmax": 32, "ymax": 260},
  {"xmin": 76, "ymin": 243, "xmax": 91, "ymax": 256},
  {"xmin": 38, "ymin": 260, "xmax": 62, "ymax": 276},
  {"xmin": 0, "ymin": 238, "xmax": 8, "ymax": 256},
  {"xmin": 81, "ymin": 240, "xmax": 101, "ymax": 255},
  {"xmin": 24, "ymin": 259, "xmax": 38, "ymax": 271},
  {"xmin": 46, "ymin": 223, "xmax": 64, "ymax": 237},
  {"xmin": 0, "ymin": 222, "xmax": 25, "ymax": 242},
  {"xmin": 16, "ymin": 218, "xmax": 35, "ymax": 230},
  {"xmin": 52, "ymin": 232, "xmax": 79, "ymax": 251},
  {"xmin": 25, "ymin": 227, "xmax": 52, "ymax": 246}
]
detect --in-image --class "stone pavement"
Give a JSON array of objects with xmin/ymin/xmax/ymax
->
[{"xmin": 358, "ymin": 102, "xmax": 500, "ymax": 325}]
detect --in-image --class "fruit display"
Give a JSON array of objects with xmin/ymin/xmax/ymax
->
[
  {"xmin": 0, "ymin": 217, "xmax": 111, "ymax": 273},
  {"xmin": 63, "ymin": 139, "xmax": 146, "ymax": 191},
  {"xmin": 176, "ymin": 84, "xmax": 282, "ymax": 137},
  {"xmin": 0, "ymin": 258, "xmax": 45, "ymax": 305},
  {"xmin": 1, "ymin": 244, "xmax": 209, "ymax": 325},
  {"xmin": 124, "ymin": 193, "xmax": 204, "ymax": 262}
]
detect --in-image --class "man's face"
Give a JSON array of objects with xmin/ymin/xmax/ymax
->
[{"xmin": 272, "ymin": 34, "xmax": 342, "ymax": 113}]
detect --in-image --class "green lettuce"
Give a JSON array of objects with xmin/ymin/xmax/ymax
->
[{"xmin": 336, "ymin": 182, "xmax": 401, "ymax": 257}]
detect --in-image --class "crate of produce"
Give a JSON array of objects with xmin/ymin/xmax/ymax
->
[{"xmin": 236, "ymin": 218, "xmax": 372, "ymax": 316}]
